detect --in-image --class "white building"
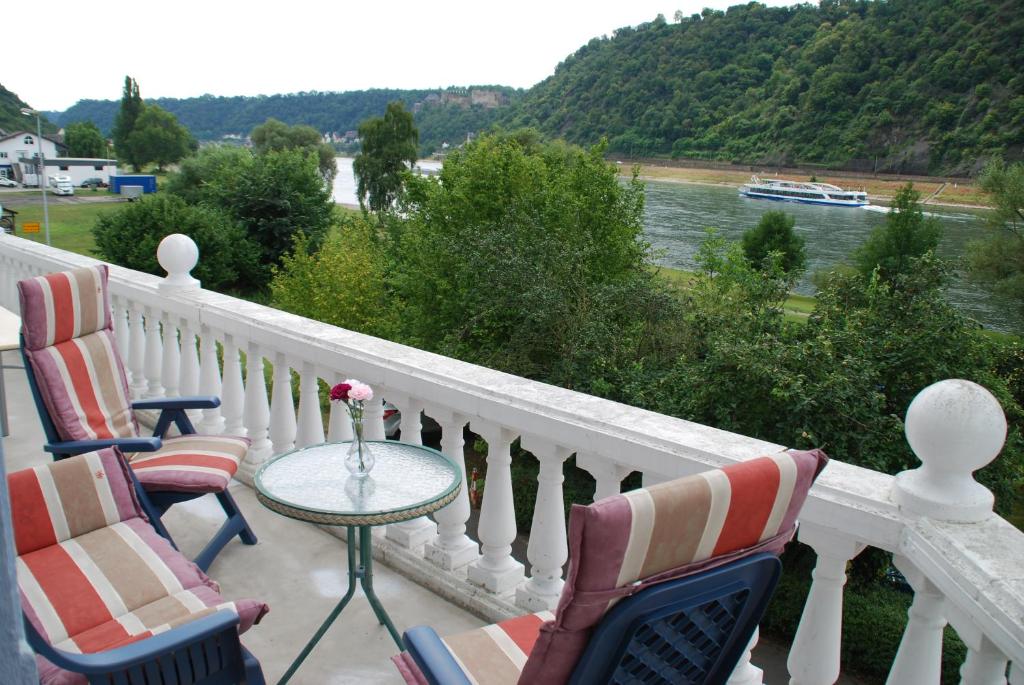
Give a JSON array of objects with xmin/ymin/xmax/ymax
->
[
  {"xmin": 44, "ymin": 158, "xmax": 118, "ymax": 186},
  {"xmin": 0, "ymin": 131, "xmax": 61, "ymax": 183}
]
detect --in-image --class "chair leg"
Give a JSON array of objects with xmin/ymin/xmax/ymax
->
[
  {"xmin": 192, "ymin": 489, "xmax": 258, "ymax": 572},
  {"xmin": 242, "ymin": 645, "xmax": 266, "ymax": 685}
]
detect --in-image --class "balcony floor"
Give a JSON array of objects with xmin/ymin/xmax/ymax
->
[{"xmin": 1, "ymin": 357, "xmax": 485, "ymax": 684}]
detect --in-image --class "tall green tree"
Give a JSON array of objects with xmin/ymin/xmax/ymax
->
[
  {"xmin": 63, "ymin": 121, "xmax": 107, "ymax": 158},
  {"xmin": 353, "ymin": 101, "xmax": 418, "ymax": 214},
  {"xmin": 112, "ymin": 76, "xmax": 144, "ymax": 170},
  {"xmin": 250, "ymin": 118, "xmax": 337, "ymax": 183},
  {"xmin": 853, "ymin": 184, "xmax": 940, "ymax": 285},
  {"xmin": 741, "ymin": 210, "xmax": 806, "ymax": 277},
  {"xmin": 126, "ymin": 105, "xmax": 193, "ymax": 171},
  {"xmin": 968, "ymin": 158, "xmax": 1024, "ymax": 313}
]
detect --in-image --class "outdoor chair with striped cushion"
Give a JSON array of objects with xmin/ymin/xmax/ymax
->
[
  {"xmin": 394, "ymin": 448, "xmax": 828, "ymax": 685},
  {"xmin": 10, "ymin": 448, "xmax": 268, "ymax": 685},
  {"xmin": 18, "ymin": 264, "xmax": 256, "ymax": 571}
]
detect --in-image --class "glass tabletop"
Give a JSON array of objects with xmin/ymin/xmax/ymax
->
[{"xmin": 254, "ymin": 441, "xmax": 460, "ymax": 524}]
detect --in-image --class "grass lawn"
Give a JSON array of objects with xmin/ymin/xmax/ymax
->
[
  {"xmin": 653, "ymin": 264, "xmax": 815, "ymax": 321},
  {"xmin": 9, "ymin": 200, "xmax": 123, "ymax": 256}
]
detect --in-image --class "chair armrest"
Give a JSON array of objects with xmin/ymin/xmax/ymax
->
[
  {"xmin": 24, "ymin": 610, "xmax": 242, "ymax": 675},
  {"xmin": 132, "ymin": 395, "xmax": 221, "ymax": 410},
  {"xmin": 45, "ymin": 437, "xmax": 162, "ymax": 455},
  {"xmin": 403, "ymin": 625, "xmax": 473, "ymax": 685}
]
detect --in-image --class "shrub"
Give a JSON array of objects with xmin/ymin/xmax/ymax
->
[
  {"xmin": 742, "ymin": 210, "xmax": 806, "ymax": 276},
  {"xmin": 92, "ymin": 194, "xmax": 259, "ymax": 292}
]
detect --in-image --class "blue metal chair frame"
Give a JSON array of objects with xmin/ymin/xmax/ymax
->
[
  {"xmin": 20, "ymin": 336, "xmax": 257, "ymax": 572},
  {"xmin": 24, "ymin": 609, "xmax": 265, "ymax": 685},
  {"xmin": 404, "ymin": 553, "xmax": 782, "ymax": 685}
]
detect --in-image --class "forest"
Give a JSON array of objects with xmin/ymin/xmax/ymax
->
[{"xmin": 505, "ymin": 0, "xmax": 1023, "ymax": 174}]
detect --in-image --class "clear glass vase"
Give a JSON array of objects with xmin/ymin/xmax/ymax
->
[{"xmin": 345, "ymin": 416, "xmax": 375, "ymax": 478}]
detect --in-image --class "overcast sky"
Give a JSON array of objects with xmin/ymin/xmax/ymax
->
[{"xmin": 11, "ymin": 0, "xmax": 797, "ymax": 112}]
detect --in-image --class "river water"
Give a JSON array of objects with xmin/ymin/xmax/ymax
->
[{"xmin": 333, "ymin": 158, "xmax": 1018, "ymax": 332}]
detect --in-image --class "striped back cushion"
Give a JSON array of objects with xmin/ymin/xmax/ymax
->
[
  {"xmin": 18, "ymin": 265, "xmax": 112, "ymax": 351},
  {"xmin": 24, "ymin": 328, "xmax": 138, "ymax": 441},
  {"xmin": 518, "ymin": 449, "xmax": 828, "ymax": 685},
  {"xmin": 7, "ymin": 449, "xmax": 143, "ymax": 556}
]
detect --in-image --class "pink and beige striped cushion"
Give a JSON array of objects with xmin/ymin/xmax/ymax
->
[
  {"xmin": 11, "ymin": 452, "xmax": 268, "ymax": 685},
  {"xmin": 19, "ymin": 265, "xmax": 112, "ymax": 351},
  {"xmin": 393, "ymin": 612, "xmax": 554, "ymax": 685},
  {"xmin": 128, "ymin": 434, "xmax": 250, "ymax": 493},
  {"xmin": 25, "ymin": 329, "xmax": 139, "ymax": 442},
  {"xmin": 516, "ymin": 448, "xmax": 828, "ymax": 685},
  {"xmin": 7, "ymin": 449, "xmax": 142, "ymax": 556}
]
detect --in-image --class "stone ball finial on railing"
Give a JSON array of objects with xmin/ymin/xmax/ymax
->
[
  {"xmin": 157, "ymin": 233, "xmax": 200, "ymax": 292},
  {"xmin": 892, "ymin": 379, "xmax": 1007, "ymax": 523}
]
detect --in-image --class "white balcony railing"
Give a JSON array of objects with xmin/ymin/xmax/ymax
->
[{"xmin": 2, "ymin": 232, "xmax": 1021, "ymax": 684}]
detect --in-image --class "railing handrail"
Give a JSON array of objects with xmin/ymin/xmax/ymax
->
[{"xmin": 2, "ymin": 233, "xmax": 1021, "ymax": 668}]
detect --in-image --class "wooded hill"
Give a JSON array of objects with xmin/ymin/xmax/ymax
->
[
  {"xmin": 0, "ymin": 85, "xmax": 57, "ymax": 136},
  {"xmin": 50, "ymin": 87, "xmax": 521, "ymax": 157},
  {"xmin": 504, "ymin": 0, "xmax": 1023, "ymax": 175}
]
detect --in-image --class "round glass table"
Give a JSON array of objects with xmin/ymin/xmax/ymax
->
[{"xmin": 254, "ymin": 440, "xmax": 461, "ymax": 684}]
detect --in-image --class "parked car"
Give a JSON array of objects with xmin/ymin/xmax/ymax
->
[
  {"xmin": 80, "ymin": 177, "xmax": 108, "ymax": 188},
  {"xmin": 0, "ymin": 176, "xmax": 18, "ymax": 187}
]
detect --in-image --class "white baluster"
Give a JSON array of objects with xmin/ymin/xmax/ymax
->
[
  {"xmin": 178, "ymin": 318, "xmax": 199, "ymax": 397},
  {"xmin": 1009, "ymin": 662, "xmax": 1022, "ymax": 685},
  {"xmin": 269, "ymin": 353, "xmax": 296, "ymax": 455},
  {"xmin": 886, "ymin": 557, "xmax": 947, "ymax": 685},
  {"xmin": 577, "ymin": 452, "xmax": 630, "ymax": 501},
  {"xmin": 197, "ymin": 326, "xmax": 225, "ymax": 434},
  {"xmin": 787, "ymin": 525, "xmax": 865, "ymax": 685},
  {"xmin": 387, "ymin": 396, "xmax": 437, "ymax": 550},
  {"xmin": 240, "ymin": 342, "xmax": 272, "ymax": 482},
  {"xmin": 946, "ymin": 606, "xmax": 1009, "ymax": 685},
  {"xmin": 295, "ymin": 363, "xmax": 324, "ymax": 448},
  {"xmin": 128, "ymin": 306, "xmax": 146, "ymax": 400},
  {"xmin": 326, "ymin": 373, "xmax": 354, "ymax": 442},
  {"xmin": 143, "ymin": 307, "xmax": 164, "ymax": 398},
  {"xmin": 221, "ymin": 336, "xmax": 245, "ymax": 436},
  {"xmin": 516, "ymin": 435, "xmax": 571, "ymax": 611},
  {"xmin": 727, "ymin": 628, "xmax": 764, "ymax": 685},
  {"xmin": 160, "ymin": 313, "xmax": 180, "ymax": 399},
  {"xmin": 467, "ymin": 422, "xmax": 524, "ymax": 594},
  {"xmin": 112, "ymin": 296, "xmax": 130, "ymax": 366},
  {"xmin": 425, "ymin": 410, "xmax": 479, "ymax": 570},
  {"xmin": 363, "ymin": 395, "xmax": 386, "ymax": 440}
]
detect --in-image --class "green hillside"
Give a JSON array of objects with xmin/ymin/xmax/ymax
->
[
  {"xmin": 0, "ymin": 84, "xmax": 57, "ymax": 136},
  {"xmin": 503, "ymin": 0, "xmax": 1024, "ymax": 175},
  {"xmin": 52, "ymin": 87, "xmax": 520, "ymax": 156}
]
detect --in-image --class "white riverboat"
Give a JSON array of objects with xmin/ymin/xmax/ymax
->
[{"xmin": 739, "ymin": 176, "xmax": 869, "ymax": 207}]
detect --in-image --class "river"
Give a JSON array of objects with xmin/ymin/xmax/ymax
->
[{"xmin": 333, "ymin": 157, "xmax": 1018, "ymax": 332}]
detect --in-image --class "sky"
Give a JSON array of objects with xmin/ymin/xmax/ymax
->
[{"xmin": 10, "ymin": 0, "xmax": 798, "ymax": 112}]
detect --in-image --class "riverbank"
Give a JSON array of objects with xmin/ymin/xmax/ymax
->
[{"xmin": 622, "ymin": 161, "xmax": 992, "ymax": 210}]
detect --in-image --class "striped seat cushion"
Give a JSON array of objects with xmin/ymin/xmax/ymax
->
[
  {"xmin": 393, "ymin": 612, "xmax": 554, "ymax": 685},
  {"xmin": 8, "ymin": 449, "xmax": 142, "ymax": 555},
  {"xmin": 18, "ymin": 265, "xmax": 111, "ymax": 351},
  {"xmin": 516, "ymin": 449, "xmax": 828, "ymax": 685},
  {"xmin": 129, "ymin": 434, "xmax": 250, "ymax": 493}
]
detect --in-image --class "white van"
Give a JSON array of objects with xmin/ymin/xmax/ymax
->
[{"xmin": 48, "ymin": 175, "xmax": 74, "ymax": 196}]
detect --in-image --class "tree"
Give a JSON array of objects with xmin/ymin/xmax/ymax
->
[
  {"xmin": 112, "ymin": 76, "xmax": 144, "ymax": 171},
  {"xmin": 853, "ymin": 183, "xmax": 940, "ymax": 285},
  {"xmin": 251, "ymin": 118, "xmax": 337, "ymax": 183},
  {"xmin": 63, "ymin": 121, "xmax": 107, "ymax": 158},
  {"xmin": 968, "ymin": 158, "xmax": 1024, "ymax": 312},
  {"xmin": 163, "ymin": 145, "xmax": 252, "ymax": 205},
  {"xmin": 741, "ymin": 210, "xmax": 806, "ymax": 276},
  {"xmin": 92, "ymin": 194, "xmax": 258, "ymax": 292},
  {"xmin": 126, "ymin": 105, "xmax": 193, "ymax": 171},
  {"xmin": 353, "ymin": 101, "xmax": 418, "ymax": 213}
]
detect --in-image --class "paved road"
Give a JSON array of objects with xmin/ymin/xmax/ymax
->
[{"xmin": 0, "ymin": 189, "xmax": 124, "ymax": 208}]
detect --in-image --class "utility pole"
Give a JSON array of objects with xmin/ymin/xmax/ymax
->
[{"xmin": 20, "ymin": 108, "xmax": 51, "ymax": 246}]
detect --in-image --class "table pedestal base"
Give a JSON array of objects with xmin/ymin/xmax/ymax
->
[{"xmin": 278, "ymin": 526, "xmax": 402, "ymax": 685}]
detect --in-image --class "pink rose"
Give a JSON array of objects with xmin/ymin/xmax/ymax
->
[
  {"xmin": 330, "ymin": 383, "xmax": 351, "ymax": 401},
  {"xmin": 347, "ymin": 382, "xmax": 374, "ymax": 402}
]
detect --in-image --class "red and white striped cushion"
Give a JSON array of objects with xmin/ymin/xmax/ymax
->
[
  {"xmin": 18, "ymin": 265, "xmax": 112, "ymax": 351},
  {"xmin": 27, "ymin": 329, "xmax": 138, "ymax": 442},
  {"xmin": 393, "ymin": 612, "xmax": 554, "ymax": 685},
  {"xmin": 7, "ymin": 449, "xmax": 142, "ymax": 555},
  {"xmin": 129, "ymin": 434, "xmax": 250, "ymax": 493}
]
